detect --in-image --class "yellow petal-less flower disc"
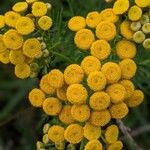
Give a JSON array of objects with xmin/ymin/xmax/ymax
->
[
  {"xmin": 64, "ymin": 124, "xmax": 83, "ymax": 144},
  {"xmin": 81, "ymin": 56, "xmax": 101, "ymax": 75},
  {"xmin": 48, "ymin": 125, "xmax": 64, "ymax": 143},
  {"xmin": 116, "ymin": 40, "xmax": 137, "ymax": 59},
  {"xmin": 89, "ymin": 92, "xmax": 110, "ymax": 110},
  {"xmin": 107, "ymin": 141, "xmax": 123, "ymax": 150},
  {"xmin": 68, "ymin": 16, "xmax": 86, "ymax": 31},
  {"xmin": 101, "ymin": 62, "xmax": 121, "ymax": 84},
  {"xmin": 84, "ymin": 140, "xmax": 103, "ymax": 150},
  {"xmin": 3, "ymin": 29, "xmax": 23, "ymax": 50},
  {"xmin": 12, "ymin": 2, "xmax": 28, "ymax": 13},
  {"xmin": 83, "ymin": 122, "xmax": 101, "ymax": 140},
  {"xmin": 0, "ymin": 50, "xmax": 10, "ymax": 64},
  {"xmin": 105, "ymin": 125, "xmax": 119, "ymax": 144},
  {"xmin": 74, "ymin": 29, "xmax": 95, "ymax": 50},
  {"xmin": 23, "ymin": 38, "xmax": 41, "ymax": 58},
  {"xmin": 86, "ymin": 11, "xmax": 101, "ymax": 28},
  {"xmin": 32, "ymin": 2, "xmax": 48, "ymax": 17},
  {"xmin": 66, "ymin": 84, "xmax": 88, "ymax": 104},
  {"xmin": 42, "ymin": 97, "xmax": 62, "ymax": 116},
  {"xmin": 64, "ymin": 64, "xmax": 84, "ymax": 84},
  {"xmin": 113, "ymin": 0, "xmax": 129, "ymax": 15},
  {"xmin": 71, "ymin": 104, "xmax": 90, "ymax": 122},
  {"xmin": 119, "ymin": 59, "xmax": 137, "ymax": 79},
  {"xmin": 0, "ymin": 35, "xmax": 7, "ymax": 53},
  {"xmin": 96, "ymin": 21, "xmax": 116, "ymax": 41},
  {"xmin": 57, "ymin": 85, "xmax": 68, "ymax": 101},
  {"xmin": 109, "ymin": 102, "xmax": 129, "ymax": 119},
  {"xmin": 90, "ymin": 110, "xmax": 111, "ymax": 126},
  {"xmin": 15, "ymin": 63, "xmax": 31, "ymax": 79},
  {"xmin": 90, "ymin": 40, "xmax": 111, "ymax": 61},
  {"xmin": 28, "ymin": 88, "xmax": 45, "ymax": 107},
  {"xmin": 0, "ymin": 15, "xmax": 5, "ymax": 28},
  {"xmin": 135, "ymin": 0, "xmax": 150, "ymax": 8},
  {"xmin": 87, "ymin": 71, "xmax": 107, "ymax": 91},
  {"xmin": 26, "ymin": 0, "xmax": 38, "ymax": 4}
]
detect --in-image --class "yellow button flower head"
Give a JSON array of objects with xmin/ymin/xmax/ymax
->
[
  {"xmin": 113, "ymin": 0, "xmax": 129, "ymax": 15},
  {"xmin": 128, "ymin": 6, "xmax": 142, "ymax": 21},
  {"xmin": 105, "ymin": 125, "xmax": 119, "ymax": 144},
  {"xmin": 119, "ymin": 59, "xmax": 137, "ymax": 79},
  {"xmin": 29, "ymin": 88, "xmax": 45, "ymax": 107},
  {"xmin": 12, "ymin": 2, "xmax": 28, "ymax": 13},
  {"xmin": 109, "ymin": 102, "xmax": 129, "ymax": 119},
  {"xmin": 0, "ymin": 50, "xmax": 10, "ymax": 64},
  {"xmin": 83, "ymin": 122, "xmax": 101, "ymax": 140},
  {"xmin": 90, "ymin": 92, "xmax": 110, "ymax": 110},
  {"xmin": 32, "ymin": 2, "xmax": 48, "ymax": 17},
  {"xmin": 57, "ymin": 85, "xmax": 68, "ymax": 101},
  {"xmin": 64, "ymin": 124, "xmax": 83, "ymax": 144},
  {"xmin": 96, "ymin": 21, "xmax": 116, "ymax": 41},
  {"xmin": 71, "ymin": 104, "xmax": 90, "ymax": 122},
  {"xmin": 81, "ymin": 56, "xmax": 101, "ymax": 75},
  {"xmin": 48, "ymin": 125, "xmax": 64, "ymax": 143},
  {"xmin": 15, "ymin": 63, "xmax": 31, "ymax": 79},
  {"xmin": 85, "ymin": 140, "xmax": 103, "ymax": 150},
  {"xmin": 38, "ymin": 16, "xmax": 53, "ymax": 31},
  {"xmin": 66, "ymin": 84, "xmax": 88, "ymax": 104},
  {"xmin": 0, "ymin": 15, "xmax": 5, "ymax": 28},
  {"xmin": 4, "ymin": 11, "xmax": 20, "ymax": 27},
  {"xmin": 59, "ymin": 105, "xmax": 74, "ymax": 125},
  {"xmin": 0, "ymin": 35, "xmax": 7, "ymax": 53},
  {"xmin": 26, "ymin": 0, "xmax": 38, "ymax": 4},
  {"xmin": 74, "ymin": 29, "xmax": 95, "ymax": 50},
  {"xmin": 101, "ymin": 62, "xmax": 121, "ymax": 84},
  {"xmin": 107, "ymin": 141, "xmax": 123, "ymax": 150},
  {"xmin": 126, "ymin": 90, "xmax": 144, "ymax": 107},
  {"xmin": 3, "ymin": 29, "xmax": 23, "ymax": 50},
  {"xmin": 116, "ymin": 40, "xmax": 136, "ymax": 59},
  {"xmin": 90, "ymin": 110, "xmax": 111, "ymax": 126},
  {"xmin": 47, "ymin": 69, "xmax": 64, "ymax": 88},
  {"xmin": 86, "ymin": 11, "xmax": 101, "ymax": 28},
  {"xmin": 90, "ymin": 40, "xmax": 111, "ymax": 61},
  {"xmin": 64, "ymin": 64, "xmax": 84, "ymax": 84},
  {"xmin": 68, "ymin": 16, "xmax": 86, "ymax": 31},
  {"xmin": 87, "ymin": 71, "xmax": 107, "ymax": 91},
  {"xmin": 135, "ymin": 0, "xmax": 150, "ymax": 8}
]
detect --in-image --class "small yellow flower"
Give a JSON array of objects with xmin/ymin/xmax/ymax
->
[
  {"xmin": 0, "ymin": 49, "xmax": 10, "ymax": 64},
  {"xmin": 107, "ymin": 141, "xmax": 123, "ymax": 150},
  {"xmin": 0, "ymin": 15, "xmax": 5, "ymax": 28},
  {"xmin": 0, "ymin": 35, "xmax": 7, "ymax": 53},
  {"xmin": 135, "ymin": 0, "xmax": 150, "ymax": 8},
  {"xmin": 12, "ymin": 2, "xmax": 28, "ymax": 13},
  {"xmin": 68, "ymin": 16, "xmax": 86, "ymax": 31},
  {"xmin": 26, "ymin": 0, "xmax": 37, "ymax": 4},
  {"xmin": 74, "ymin": 29, "xmax": 95, "ymax": 50},
  {"xmin": 84, "ymin": 140, "xmax": 103, "ymax": 150},
  {"xmin": 56, "ymin": 85, "xmax": 68, "ymax": 101}
]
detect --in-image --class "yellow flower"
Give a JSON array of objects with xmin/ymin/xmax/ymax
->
[
  {"xmin": 32, "ymin": 2, "xmax": 48, "ymax": 17},
  {"xmin": 87, "ymin": 71, "xmax": 106, "ymax": 91},
  {"xmin": 86, "ymin": 11, "xmax": 101, "ymax": 28},
  {"xmin": 48, "ymin": 125, "xmax": 64, "ymax": 143},
  {"xmin": 3, "ymin": 29, "xmax": 23, "ymax": 50},
  {"xmin": 84, "ymin": 140, "xmax": 103, "ymax": 150},
  {"xmin": 116, "ymin": 40, "xmax": 136, "ymax": 59},
  {"xmin": 105, "ymin": 125, "xmax": 119, "ymax": 144},
  {"xmin": 64, "ymin": 124, "xmax": 83, "ymax": 144},
  {"xmin": 15, "ymin": 63, "xmax": 31, "ymax": 79},
  {"xmin": 89, "ymin": 92, "xmax": 110, "ymax": 110},
  {"xmin": 81, "ymin": 56, "xmax": 101, "ymax": 75},
  {"xmin": 119, "ymin": 59, "xmax": 137, "ymax": 79},
  {"xmin": 64, "ymin": 64, "xmax": 84, "ymax": 84},
  {"xmin": 66, "ymin": 84, "xmax": 88, "ymax": 104},
  {"xmin": 0, "ymin": 50, "xmax": 10, "ymax": 64},
  {"xmin": 56, "ymin": 85, "xmax": 68, "ymax": 101},
  {"xmin": 71, "ymin": 104, "xmax": 90, "ymax": 122},
  {"xmin": 29, "ymin": 88, "xmax": 45, "ymax": 107},
  {"xmin": 74, "ymin": 29, "xmax": 95, "ymax": 50},
  {"xmin": 47, "ymin": 69, "xmax": 64, "ymax": 88},
  {"xmin": 107, "ymin": 141, "xmax": 123, "ymax": 150},
  {"xmin": 90, "ymin": 110, "xmax": 111, "ymax": 126},
  {"xmin": 113, "ymin": 0, "xmax": 129, "ymax": 15},
  {"xmin": 0, "ymin": 35, "xmax": 7, "ymax": 53},
  {"xmin": 4, "ymin": 11, "xmax": 20, "ymax": 27},
  {"xmin": 26, "ymin": 0, "xmax": 38, "ymax": 4},
  {"xmin": 109, "ymin": 102, "xmax": 129, "ymax": 119},
  {"xmin": 90, "ymin": 40, "xmax": 111, "ymax": 61},
  {"xmin": 23, "ymin": 38, "xmax": 42, "ymax": 58},
  {"xmin": 68, "ymin": 16, "xmax": 86, "ymax": 31},
  {"xmin": 0, "ymin": 15, "xmax": 5, "ymax": 28},
  {"xmin": 101, "ymin": 62, "xmax": 121, "ymax": 84},
  {"xmin": 38, "ymin": 16, "xmax": 53, "ymax": 31},
  {"xmin": 128, "ymin": 6, "xmax": 142, "ymax": 21},
  {"xmin": 59, "ymin": 105, "xmax": 74, "ymax": 125},
  {"xmin": 126, "ymin": 90, "xmax": 144, "ymax": 107},
  {"xmin": 12, "ymin": 2, "xmax": 28, "ymax": 13},
  {"xmin": 83, "ymin": 122, "xmax": 101, "ymax": 140},
  {"xmin": 135, "ymin": 0, "xmax": 150, "ymax": 8},
  {"xmin": 96, "ymin": 21, "xmax": 116, "ymax": 41}
]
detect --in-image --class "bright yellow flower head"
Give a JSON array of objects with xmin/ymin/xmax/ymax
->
[
  {"xmin": 0, "ymin": 35, "xmax": 7, "ymax": 53},
  {"xmin": 29, "ymin": 88, "xmax": 45, "ymax": 107},
  {"xmin": 84, "ymin": 140, "xmax": 103, "ymax": 150},
  {"xmin": 0, "ymin": 15, "xmax": 5, "ymax": 28},
  {"xmin": 74, "ymin": 29, "xmax": 95, "ymax": 50},
  {"xmin": 135, "ymin": 0, "xmax": 150, "ymax": 8},
  {"xmin": 12, "ymin": 2, "xmax": 28, "ymax": 13},
  {"xmin": 0, "ymin": 50, "xmax": 10, "ymax": 64},
  {"xmin": 68, "ymin": 16, "xmax": 86, "ymax": 31},
  {"xmin": 42, "ymin": 97, "xmax": 62, "ymax": 116},
  {"xmin": 57, "ymin": 85, "xmax": 68, "ymax": 101},
  {"xmin": 107, "ymin": 141, "xmax": 123, "ymax": 150}
]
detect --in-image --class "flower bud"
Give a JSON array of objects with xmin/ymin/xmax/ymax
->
[
  {"xmin": 37, "ymin": 37, "xmax": 44, "ymax": 41},
  {"xmin": 142, "ymin": 23, "xmax": 150, "ymax": 34},
  {"xmin": 43, "ymin": 123, "xmax": 50, "ymax": 134},
  {"xmin": 143, "ymin": 38, "xmax": 150, "ymax": 50},
  {"xmin": 42, "ymin": 49, "xmax": 49, "ymax": 57},
  {"xmin": 46, "ymin": 3, "xmax": 52, "ymax": 10},
  {"xmin": 140, "ymin": 14, "xmax": 149, "ymax": 25},
  {"xmin": 133, "ymin": 31, "xmax": 146, "ymax": 43},
  {"xmin": 30, "ymin": 71, "xmax": 38, "ymax": 78},
  {"xmin": 67, "ymin": 144, "xmax": 76, "ymax": 150},
  {"xmin": 36, "ymin": 141, "xmax": 44, "ymax": 150},
  {"xmin": 35, "ymin": 51, "xmax": 43, "ymax": 59},
  {"xmin": 41, "ymin": 42, "xmax": 47, "ymax": 50},
  {"xmin": 42, "ymin": 134, "xmax": 49, "ymax": 144},
  {"xmin": 55, "ymin": 141, "xmax": 65, "ymax": 150},
  {"xmin": 130, "ymin": 21, "xmax": 141, "ymax": 31},
  {"xmin": 30, "ymin": 63, "xmax": 39, "ymax": 72}
]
